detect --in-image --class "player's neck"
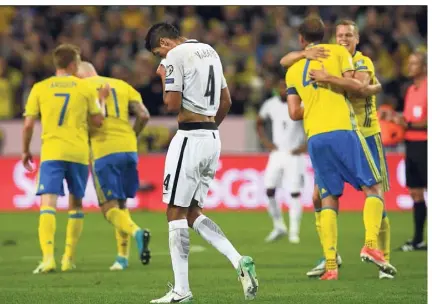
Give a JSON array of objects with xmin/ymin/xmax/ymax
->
[
  {"xmin": 56, "ymin": 69, "xmax": 72, "ymax": 77},
  {"xmin": 414, "ymin": 74, "xmax": 426, "ymax": 87}
]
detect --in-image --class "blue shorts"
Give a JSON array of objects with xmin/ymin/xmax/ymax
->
[
  {"xmin": 92, "ymin": 152, "xmax": 139, "ymax": 204},
  {"xmin": 36, "ymin": 160, "xmax": 89, "ymax": 198},
  {"xmin": 308, "ymin": 130, "xmax": 382, "ymax": 199},
  {"xmin": 365, "ymin": 133, "xmax": 390, "ymax": 192}
]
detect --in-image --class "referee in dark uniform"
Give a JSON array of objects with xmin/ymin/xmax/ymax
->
[{"xmin": 392, "ymin": 51, "xmax": 427, "ymax": 251}]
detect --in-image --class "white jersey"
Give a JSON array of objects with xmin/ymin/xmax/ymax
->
[
  {"xmin": 163, "ymin": 39, "xmax": 227, "ymax": 116},
  {"xmin": 259, "ymin": 95, "xmax": 305, "ymax": 151}
]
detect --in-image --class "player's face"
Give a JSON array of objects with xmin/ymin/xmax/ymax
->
[
  {"xmin": 335, "ymin": 25, "xmax": 358, "ymax": 55},
  {"xmin": 407, "ymin": 54, "xmax": 426, "ymax": 78},
  {"xmin": 152, "ymin": 38, "xmax": 177, "ymax": 58}
]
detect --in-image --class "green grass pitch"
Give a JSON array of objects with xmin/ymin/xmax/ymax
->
[{"xmin": 0, "ymin": 211, "xmax": 427, "ymax": 304}]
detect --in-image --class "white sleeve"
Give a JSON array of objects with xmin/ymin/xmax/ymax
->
[
  {"xmin": 221, "ymin": 74, "xmax": 227, "ymax": 89},
  {"xmin": 258, "ymin": 100, "xmax": 270, "ymax": 119},
  {"xmin": 164, "ymin": 51, "xmax": 183, "ymax": 92},
  {"xmin": 159, "ymin": 59, "xmax": 167, "ymax": 67}
]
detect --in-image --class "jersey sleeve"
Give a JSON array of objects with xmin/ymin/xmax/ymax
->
[
  {"xmin": 221, "ymin": 74, "xmax": 228, "ymax": 89},
  {"xmin": 285, "ymin": 68, "xmax": 298, "ymax": 96},
  {"xmin": 339, "ymin": 47, "xmax": 355, "ymax": 74},
  {"xmin": 356, "ymin": 56, "xmax": 375, "ymax": 74},
  {"xmin": 164, "ymin": 51, "xmax": 183, "ymax": 92},
  {"xmin": 24, "ymin": 84, "xmax": 40, "ymax": 117},
  {"xmin": 127, "ymin": 83, "xmax": 143, "ymax": 103},
  {"xmin": 258, "ymin": 100, "xmax": 271, "ymax": 119}
]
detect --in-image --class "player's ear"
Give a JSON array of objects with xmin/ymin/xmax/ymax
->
[{"xmin": 160, "ymin": 38, "xmax": 169, "ymax": 47}]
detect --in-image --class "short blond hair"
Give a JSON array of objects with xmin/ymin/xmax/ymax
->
[
  {"xmin": 52, "ymin": 44, "xmax": 81, "ymax": 69},
  {"xmin": 335, "ymin": 19, "xmax": 359, "ymax": 36}
]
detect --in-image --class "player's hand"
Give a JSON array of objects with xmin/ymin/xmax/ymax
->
[
  {"xmin": 265, "ymin": 142, "xmax": 277, "ymax": 151},
  {"xmin": 156, "ymin": 64, "xmax": 166, "ymax": 79},
  {"xmin": 291, "ymin": 148, "xmax": 303, "ymax": 155},
  {"xmin": 98, "ymin": 84, "xmax": 111, "ymax": 100},
  {"xmin": 391, "ymin": 114, "xmax": 407, "ymax": 128},
  {"xmin": 22, "ymin": 152, "xmax": 34, "ymax": 172},
  {"xmin": 305, "ymin": 47, "xmax": 329, "ymax": 61},
  {"xmin": 309, "ymin": 64, "xmax": 329, "ymax": 82}
]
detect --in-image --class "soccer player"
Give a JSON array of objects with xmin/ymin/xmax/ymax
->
[
  {"xmin": 285, "ymin": 17, "xmax": 395, "ymax": 280},
  {"xmin": 256, "ymin": 78, "xmax": 306, "ymax": 244},
  {"xmin": 145, "ymin": 23, "xmax": 258, "ymax": 302},
  {"xmin": 390, "ymin": 51, "xmax": 427, "ymax": 251},
  {"xmin": 22, "ymin": 44, "xmax": 107, "ymax": 273},
  {"xmin": 76, "ymin": 62, "xmax": 152, "ymax": 269},
  {"xmin": 281, "ymin": 19, "xmax": 396, "ymax": 279}
]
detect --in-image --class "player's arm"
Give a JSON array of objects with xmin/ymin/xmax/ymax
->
[
  {"xmin": 161, "ymin": 54, "xmax": 183, "ymax": 112},
  {"xmin": 280, "ymin": 47, "xmax": 329, "ymax": 68},
  {"xmin": 128, "ymin": 83, "xmax": 150, "ymax": 136},
  {"xmin": 256, "ymin": 102, "xmax": 276, "ymax": 151},
  {"xmin": 215, "ymin": 75, "xmax": 231, "ymax": 126},
  {"xmin": 86, "ymin": 85, "xmax": 105, "ymax": 127},
  {"xmin": 309, "ymin": 66, "xmax": 366, "ymax": 92},
  {"xmin": 22, "ymin": 85, "xmax": 39, "ymax": 172},
  {"xmin": 285, "ymin": 69, "xmax": 303, "ymax": 120},
  {"xmin": 291, "ymin": 142, "xmax": 307, "ymax": 155}
]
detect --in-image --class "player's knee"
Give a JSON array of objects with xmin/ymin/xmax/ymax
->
[
  {"xmin": 363, "ymin": 183, "xmax": 383, "ymax": 198},
  {"xmin": 40, "ymin": 194, "xmax": 57, "ymax": 209},
  {"xmin": 266, "ymin": 189, "xmax": 276, "ymax": 197},
  {"xmin": 312, "ymin": 189, "xmax": 322, "ymax": 209},
  {"xmin": 291, "ymin": 192, "xmax": 301, "ymax": 198},
  {"xmin": 166, "ymin": 204, "xmax": 188, "ymax": 222},
  {"xmin": 68, "ymin": 195, "xmax": 82, "ymax": 211},
  {"xmin": 118, "ymin": 199, "xmax": 127, "ymax": 210},
  {"xmin": 408, "ymin": 188, "xmax": 424, "ymax": 202},
  {"xmin": 186, "ymin": 208, "xmax": 202, "ymax": 228},
  {"xmin": 101, "ymin": 200, "xmax": 118, "ymax": 216}
]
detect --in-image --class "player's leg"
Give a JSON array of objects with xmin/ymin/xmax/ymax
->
[
  {"xmin": 110, "ymin": 199, "xmax": 131, "ymax": 271},
  {"xmin": 263, "ymin": 152, "xmax": 287, "ymax": 242},
  {"xmin": 151, "ymin": 133, "xmax": 195, "ymax": 303},
  {"xmin": 61, "ymin": 162, "xmax": 87, "ymax": 271},
  {"xmin": 94, "ymin": 153, "xmax": 150, "ymax": 265},
  {"xmin": 33, "ymin": 161, "xmax": 66, "ymax": 274}
]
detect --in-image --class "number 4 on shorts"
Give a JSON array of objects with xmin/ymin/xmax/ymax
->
[{"xmin": 163, "ymin": 174, "xmax": 171, "ymax": 192}]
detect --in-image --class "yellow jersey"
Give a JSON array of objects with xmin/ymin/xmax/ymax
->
[
  {"xmin": 351, "ymin": 51, "xmax": 380, "ymax": 138},
  {"xmin": 85, "ymin": 76, "xmax": 142, "ymax": 159},
  {"xmin": 286, "ymin": 44, "xmax": 357, "ymax": 138},
  {"xmin": 24, "ymin": 75, "xmax": 101, "ymax": 164}
]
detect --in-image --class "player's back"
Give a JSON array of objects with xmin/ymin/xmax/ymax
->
[
  {"xmin": 85, "ymin": 76, "xmax": 139, "ymax": 159},
  {"xmin": 286, "ymin": 44, "xmax": 357, "ymax": 138},
  {"xmin": 351, "ymin": 51, "xmax": 380, "ymax": 137},
  {"xmin": 166, "ymin": 40, "xmax": 225, "ymax": 117},
  {"xmin": 26, "ymin": 75, "xmax": 98, "ymax": 164}
]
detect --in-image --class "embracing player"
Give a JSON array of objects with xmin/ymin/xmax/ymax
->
[
  {"xmin": 281, "ymin": 19, "xmax": 396, "ymax": 279},
  {"xmin": 285, "ymin": 17, "xmax": 396, "ymax": 280},
  {"xmin": 22, "ymin": 44, "xmax": 107, "ymax": 273},
  {"xmin": 256, "ymin": 78, "xmax": 306, "ymax": 244},
  {"xmin": 145, "ymin": 23, "xmax": 258, "ymax": 303},
  {"xmin": 76, "ymin": 62, "xmax": 152, "ymax": 270}
]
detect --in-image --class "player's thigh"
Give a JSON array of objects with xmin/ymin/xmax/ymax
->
[
  {"xmin": 264, "ymin": 151, "xmax": 284, "ymax": 189},
  {"xmin": 365, "ymin": 134, "xmax": 390, "ymax": 192},
  {"xmin": 36, "ymin": 160, "xmax": 67, "ymax": 196},
  {"xmin": 121, "ymin": 152, "xmax": 139, "ymax": 198},
  {"xmin": 64, "ymin": 162, "xmax": 89, "ymax": 199},
  {"xmin": 308, "ymin": 133, "xmax": 344, "ymax": 198},
  {"xmin": 284, "ymin": 154, "xmax": 305, "ymax": 193},
  {"xmin": 163, "ymin": 133, "xmax": 200, "ymax": 208},
  {"xmin": 93, "ymin": 154, "xmax": 124, "ymax": 203}
]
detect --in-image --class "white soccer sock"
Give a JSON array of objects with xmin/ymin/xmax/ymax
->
[
  {"xmin": 268, "ymin": 196, "xmax": 286, "ymax": 230},
  {"xmin": 193, "ymin": 215, "xmax": 242, "ymax": 269},
  {"xmin": 289, "ymin": 196, "xmax": 303, "ymax": 238},
  {"xmin": 168, "ymin": 219, "xmax": 190, "ymax": 295}
]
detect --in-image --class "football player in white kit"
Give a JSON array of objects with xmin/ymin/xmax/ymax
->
[
  {"xmin": 256, "ymin": 78, "xmax": 306, "ymax": 244},
  {"xmin": 145, "ymin": 23, "xmax": 258, "ymax": 303}
]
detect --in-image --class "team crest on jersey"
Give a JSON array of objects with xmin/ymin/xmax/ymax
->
[
  {"xmin": 354, "ymin": 59, "xmax": 365, "ymax": 68},
  {"xmin": 166, "ymin": 65, "xmax": 174, "ymax": 77}
]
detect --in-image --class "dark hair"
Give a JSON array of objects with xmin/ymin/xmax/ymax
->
[
  {"xmin": 52, "ymin": 44, "xmax": 81, "ymax": 69},
  {"xmin": 145, "ymin": 23, "xmax": 180, "ymax": 52},
  {"xmin": 335, "ymin": 19, "xmax": 359, "ymax": 36},
  {"xmin": 298, "ymin": 16, "xmax": 325, "ymax": 43}
]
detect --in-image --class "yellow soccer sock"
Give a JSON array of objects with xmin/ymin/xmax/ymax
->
[
  {"xmin": 115, "ymin": 209, "xmax": 131, "ymax": 258},
  {"xmin": 64, "ymin": 210, "xmax": 84, "ymax": 260},
  {"xmin": 315, "ymin": 210, "xmax": 323, "ymax": 248},
  {"xmin": 321, "ymin": 208, "xmax": 338, "ymax": 271},
  {"xmin": 106, "ymin": 207, "xmax": 140, "ymax": 237},
  {"xmin": 39, "ymin": 206, "xmax": 56, "ymax": 261},
  {"xmin": 378, "ymin": 213, "xmax": 391, "ymax": 262},
  {"xmin": 363, "ymin": 195, "xmax": 384, "ymax": 249}
]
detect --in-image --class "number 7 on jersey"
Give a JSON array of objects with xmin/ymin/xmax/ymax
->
[{"xmin": 55, "ymin": 93, "xmax": 70, "ymax": 126}]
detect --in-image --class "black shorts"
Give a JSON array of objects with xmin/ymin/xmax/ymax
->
[{"xmin": 405, "ymin": 140, "xmax": 427, "ymax": 189}]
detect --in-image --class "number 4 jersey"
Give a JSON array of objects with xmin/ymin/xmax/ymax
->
[
  {"xmin": 164, "ymin": 39, "xmax": 227, "ymax": 116},
  {"xmin": 84, "ymin": 76, "xmax": 143, "ymax": 160},
  {"xmin": 24, "ymin": 75, "xmax": 101, "ymax": 165},
  {"xmin": 285, "ymin": 44, "xmax": 357, "ymax": 138}
]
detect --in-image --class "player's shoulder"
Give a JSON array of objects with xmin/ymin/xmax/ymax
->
[{"xmin": 353, "ymin": 51, "xmax": 374, "ymax": 69}]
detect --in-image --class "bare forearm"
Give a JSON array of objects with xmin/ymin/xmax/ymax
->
[
  {"xmin": 215, "ymin": 100, "xmax": 231, "ymax": 126},
  {"xmin": 257, "ymin": 125, "xmax": 273, "ymax": 147},
  {"xmin": 130, "ymin": 102, "xmax": 150, "ymax": 136},
  {"xmin": 22, "ymin": 126, "xmax": 33, "ymax": 153},
  {"xmin": 280, "ymin": 50, "xmax": 305, "ymax": 68},
  {"xmin": 323, "ymin": 75, "xmax": 366, "ymax": 93}
]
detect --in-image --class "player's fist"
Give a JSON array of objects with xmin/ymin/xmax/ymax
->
[
  {"xmin": 156, "ymin": 63, "xmax": 166, "ymax": 79},
  {"xmin": 99, "ymin": 84, "xmax": 111, "ymax": 100},
  {"xmin": 22, "ymin": 152, "xmax": 34, "ymax": 172},
  {"xmin": 305, "ymin": 47, "xmax": 329, "ymax": 61}
]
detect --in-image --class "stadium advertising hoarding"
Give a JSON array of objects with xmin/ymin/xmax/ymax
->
[{"xmin": 0, "ymin": 154, "xmax": 420, "ymax": 212}]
